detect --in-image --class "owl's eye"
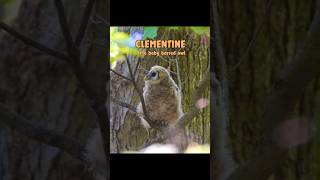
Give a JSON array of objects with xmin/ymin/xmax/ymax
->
[{"xmin": 150, "ymin": 71, "xmax": 157, "ymax": 77}]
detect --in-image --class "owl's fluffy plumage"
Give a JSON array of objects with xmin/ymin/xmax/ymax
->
[{"xmin": 137, "ymin": 65, "xmax": 183, "ymax": 129}]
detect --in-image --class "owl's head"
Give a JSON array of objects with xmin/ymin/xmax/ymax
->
[{"xmin": 144, "ymin": 65, "xmax": 170, "ymax": 84}]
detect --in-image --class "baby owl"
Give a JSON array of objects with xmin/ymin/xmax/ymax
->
[{"xmin": 137, "ymin": 65, "xmax": 183, "ymax": 129}]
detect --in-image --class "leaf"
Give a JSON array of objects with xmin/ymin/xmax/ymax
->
[
  {"xmin": 110, "ymin": 28, "xmax": 143, "ymax": 68},
  {"xmin": 110, "ymin": 41, "xmax": 120, "ymax": 57},
  {"xmin": 113, "ymin": 33, "xmax": 129, "ymax": 41},
  {"xmin": 112, "ymin": 32, "xmax": 129, "ymax": 43},
  {"xmin": 143, "ymin": 26, "xmax": 158, "ymax": 39}
]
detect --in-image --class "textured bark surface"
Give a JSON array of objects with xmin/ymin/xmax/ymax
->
[
  {"xmin": 0, "ymin": 0, "xmax": 107, "ymax": 179},
  {"xmin": 215, "ymin": 0, "xmax": 320, "ymax": 179},
  {"xmin": 110, "ymin": 27, "xmax": 210, "ymax": 153}
]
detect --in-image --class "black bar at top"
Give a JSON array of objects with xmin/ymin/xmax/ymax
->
[{"xmin": 110, "ymin": 0, "xmax": 210, "ymax": 26}]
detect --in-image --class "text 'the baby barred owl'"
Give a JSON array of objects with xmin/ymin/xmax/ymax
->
[{"xmin": 137, "ymin": 65, "xmax": 183, "ymax": 129}]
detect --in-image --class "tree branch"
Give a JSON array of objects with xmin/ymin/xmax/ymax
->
[
  {"xmin": 0, "ymin": 22, "xmax": 70, "ymax": 61},
  {"xmin": 111, "ymin": 96, "xmax": 137, "ymax": 114},
  {"xmin": 176, "ymin": 68, "xmax": 210, "ymax": 128},
  {"xmin": 145, "ymin": 67, "xmax": 209, "ymax": 151},
  {"xmin": 125, "ymin": 56, "xmax": 153, "ymax": 127},
  {"xmin": 1, "ymin": 2, "xmax": 108, "ymax": 178},
  {"xmin": 0, "ymin": 103, "xmax": 86, "ymax": 162},
  {"xmin": 175, "ymin": 58, "xmax": 182, "ymax": 99},
  {"xmin": 53, "ymin": 1, "xmax": 110, "ymax": 173},
  {"xmin": 54, "ymin": 0, "xmax": 74, "ymax": 57},
  {"xmin": 91, "ymin": 14, "xmax": 110, "ymax": 26},
  {"xmin": 75, "ymin": 0, "xmax": 95, "ymax": 46},
  {"xmin": 134, "ymin": 58, "xmax": 141, "ymax": 76},
  {"xmin": 110, "ymin": 69, "xmax": 131, "ymax": 81},
  {"xmin": 227, "ymin": 6, "xmax": 320, "ymax": 180}
]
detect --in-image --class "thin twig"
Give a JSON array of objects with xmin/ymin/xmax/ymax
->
[
  {"xmin": 54, "ymin": 0, "xmax": 74, "ymax": 56},
  {"xmin": 134, "ymin": 58, "xmax": 141, "ymax": 76},
  {"xmin": 75, "ymin": 0, "xmax": 95, "ymax": 46},
  {"xmin": 54, "ymin": 0, "xmax": 110, "ymax": 167},
  {"xmin": 175, "ymin": 58, "xmax": 182, "ymax": 99},
  {"xmin": 0, "ymin": 22, "xmax": 70, "ymax": 61},
  {"xmin": 125, "ymin": 56, "xmax": 152, "ymax": 126},
  {"xmin": 91, "ymin": 14, "xmax": 110, "ymax": 26},
  {"xmin": 158, "ymin": 55, "xmax": 170, "ymax": 62},
  {"xmin": 0, "ymin": 103, "xmax": 86, "ymax": 162},
  {"xmin": 110, "ymin": 69, "xmax": 131, "ymax": 81},
  {"xmin": 111, "ymin": 96, "xmax": 137, "ymax": 114}
]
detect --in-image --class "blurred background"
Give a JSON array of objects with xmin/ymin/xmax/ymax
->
[
  {"xmin": 214, "ymin": 0, "xmax": 320, "ymax": 179},
  {"xmin": 0, "ymin": 0, "xmax": 106, "ymax": 179},
  {"xmin": 0, "ymin": 0, "xmax": 21, "ymax": 23}
]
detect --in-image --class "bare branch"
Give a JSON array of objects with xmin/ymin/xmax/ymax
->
[
  {"xmin": 157, "ymin": 55, "xmax": 170, "ymax": 62},
  {"xmin": 0, "ymin": 103, "xmax": 86, "ymax": 162},
  {"xmin": 176, "ymin": 68, "xmax": 210, "ymax": 128},
  {"xmin": 134, "ymin": 58, "xmax": 141, "ymax": 76},
  {"xmin": 75, "ymin": 0, "xmax": 95, "ymax": 46},
  {"xmin": 175, "ymin": 58, "xmax": 182, "ymax": 99},
  {"xmin": 54, "ymin": 0, "xmax": 74, "ymax": 56},
  {"xmin": 111, "ymin": 96, "xmax": 137, "ymax": 114},
  {"xmin": 0, "ymin": 22, "xmax": 70, "ymax": 61},
  {"xmin": 110, "ymin": 69, "xmax": 131, "ymax": 81},
  {"xmin": 125, "ymin": 56, "xmax": 153, "ymax": 127},
  {"xmin": 53, "ymin": 1, "xmax": 110, "ymax": 170},
  {"xmin": 91, "ymin": 14, "xmax": 110, "ymax": 26}
]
